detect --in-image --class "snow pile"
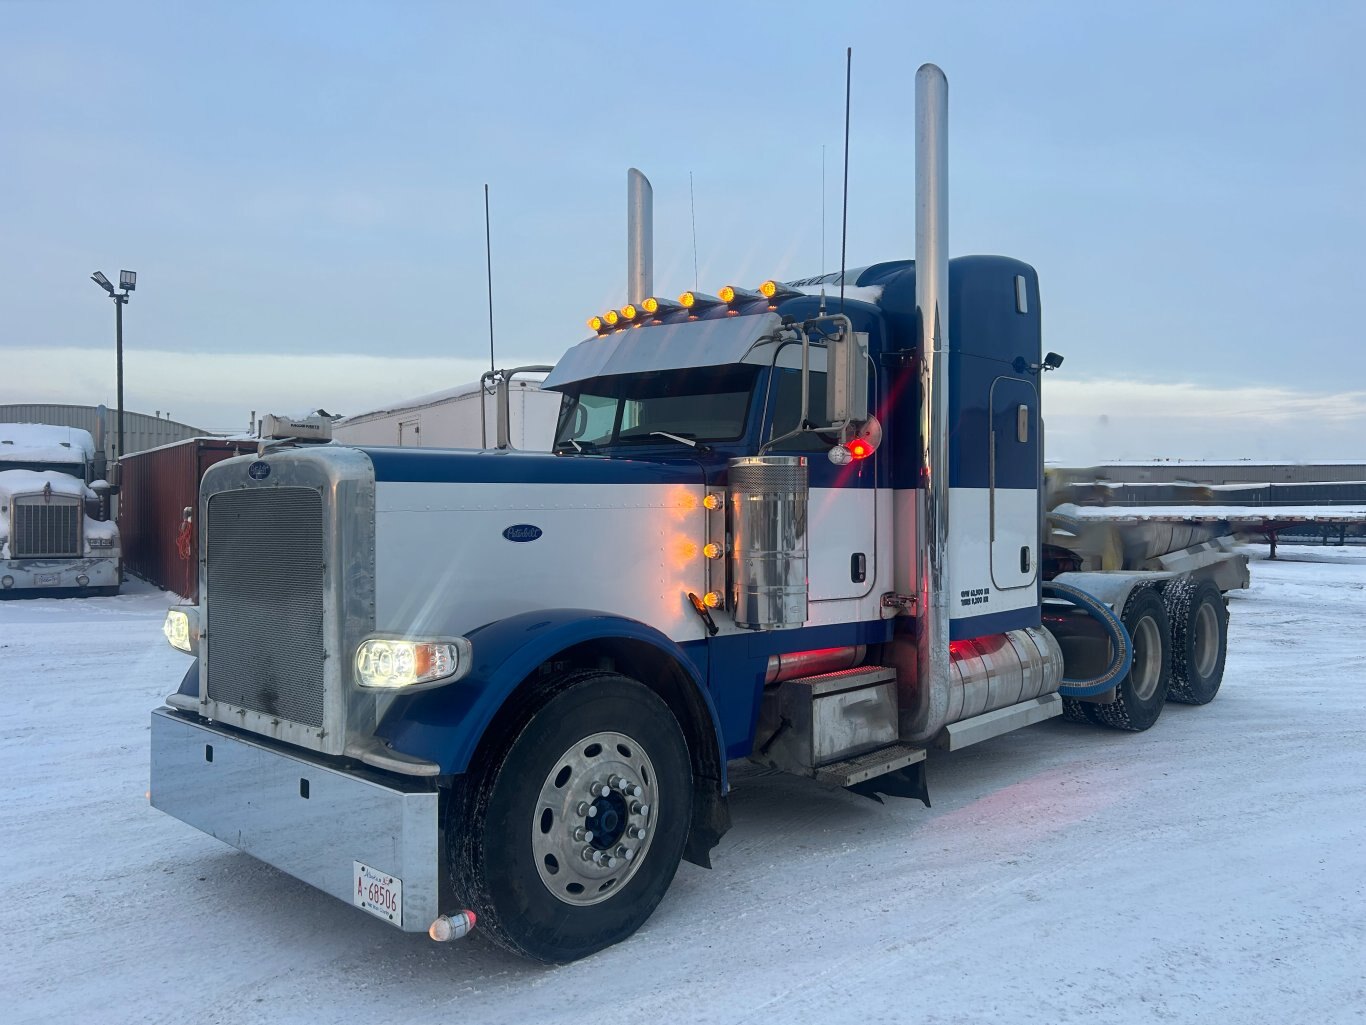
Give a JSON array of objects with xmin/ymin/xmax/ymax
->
[{"xmin": 0, "ymin": 422, "xmax": 95, "ymax": 464}]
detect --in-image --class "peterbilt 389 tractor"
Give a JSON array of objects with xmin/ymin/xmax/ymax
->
[{"xmin": 149, "ymin": 65, "xmax": 1239, "ymax": 962}]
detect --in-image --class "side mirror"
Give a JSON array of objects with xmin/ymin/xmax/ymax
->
[{"xmin": 826, "ymin": 323, "xmax": 869, "ymax": 427}]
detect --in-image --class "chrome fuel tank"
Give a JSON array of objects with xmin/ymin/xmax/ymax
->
[{"xmin": 728, "ymin": 455, "xmax": 808, "ymax": 630}]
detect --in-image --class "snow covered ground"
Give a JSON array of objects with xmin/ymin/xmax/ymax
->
[{"xmin": 3, "ymin": 547, "xmax": 1364, "ymax": 1025}]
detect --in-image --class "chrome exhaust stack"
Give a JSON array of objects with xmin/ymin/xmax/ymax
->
[
  {"xmin": 903, "ymin": 62, "xmax": 953, "ymax": 742},
  {"xmin": 627, "ymin": 168, "xmax": 653, "ymax": 305}
]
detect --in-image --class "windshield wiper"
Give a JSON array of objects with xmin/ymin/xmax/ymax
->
[
  {"xmin": 553, "ymin": 439, "xmax": 598, "ymax": 453},
  {"xmin": 646, "ymin": 431, "xmax": 712, "ymax": 453}
]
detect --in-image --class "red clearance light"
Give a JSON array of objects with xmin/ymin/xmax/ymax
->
[{"xmin": 847, "ymin": 438, "xmax": 872, "ymax": 460}]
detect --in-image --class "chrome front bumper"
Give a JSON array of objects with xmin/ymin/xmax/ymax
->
[
  {"xmin": 149, "ymin": 708, "xmax": 440, "ymax": 932},
  {"xmin": 1, "ymin": 556, "xmax": 118, "ymax": 591}
]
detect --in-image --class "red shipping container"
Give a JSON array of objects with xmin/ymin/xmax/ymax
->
[{"xmin": 118, "ymin": 438, "xmax": 258, "ymax": 600}]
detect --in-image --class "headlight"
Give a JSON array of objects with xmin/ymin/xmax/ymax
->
[
  {"xmin": 355, "ymin": 637, "xmax": 472, "ymax": 690},
  {"xmin": 162, "ymin": 607, "xmax": 199, "ymax": 655}
]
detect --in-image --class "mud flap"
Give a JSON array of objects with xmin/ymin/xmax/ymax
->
[
  {"xmin": 846, "ymin": 761, "xmax": 931, "ymax": 807},
  {"xmin": 682, "ymin": 779, "xmax": 731, "ymax": 869}
]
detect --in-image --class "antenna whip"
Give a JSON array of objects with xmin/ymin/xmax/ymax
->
[
  {"xmin": 484, "ymin": 183, "xmax": 495, "ymax": 373},
  {"xmin": 840, "ymin": 47, "xmax": 852, "ymax": 311}
]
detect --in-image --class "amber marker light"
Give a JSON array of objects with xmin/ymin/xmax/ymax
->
[
  {"xmin": 588, "ymin": 315, "xmax": 604, "ymax": 332},
  {"xmin": 702, "ymin": 591, "xmax": 722, "ymax": 608},
  {"xmin": 759, "ymin": 280, "xmax": 802, "ymax": 300},
  {"xmin": 678, "ymin": 291, "xmax": 721, "ymax": 309},
  {"xmin": 621, "ymin": 304, "xmax": 638, "ymax": 321},
  {"xmin": 702, "ymin": 493, "xmax": 723, "ymax": 510},
  {"xmin": 719, "ymin": 285, "xmax": 761, "ymax": 304},
  {"xmin": 603, "ymin": 309, "xmax": 620, "ymax": 326},
  {"xmin": 702, "ymin": 542, "xmax": 723, "ymax": 560},
  {"xmin": 643, "ymin": 296, "xmax": 683, "ymax": 315}
]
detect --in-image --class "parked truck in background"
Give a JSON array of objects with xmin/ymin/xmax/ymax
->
[
  {"xmin": 149, "ymin": 65, "xmax": 1242, "ymax": 962},
  {"xmin": 0, "ymin": 423, "xmax": 120, "ymax": 597}
]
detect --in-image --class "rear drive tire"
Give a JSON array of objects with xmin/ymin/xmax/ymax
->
[
  {"xmin": 450, "ymin": 671, "xmax": 692, "ymax": 963},
  {"xmin": 1085, "ymin": 585, "xmax": 1172, "ymax": 732},
  {"xmin": 1164, "ymin": 577, "xmax": 1228, "ymax": 705}
]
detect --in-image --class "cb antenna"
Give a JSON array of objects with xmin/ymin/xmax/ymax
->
[
  {"xmin": 839, "ymin": 46, "xmax": 852, "ymax": 312},
  {"xmin": 689, "ymin": 171, "xmax": 699, "ymax": 290},
  {"xmin": 484, "ymin": 183, "xmax": 495, "ymax": 373}
]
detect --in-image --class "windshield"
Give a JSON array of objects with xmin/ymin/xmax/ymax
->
[
  {"xmin": 554, "ymin": 366, "xmax": 761, "ymax": 449},
  {"xmin": 0, "ymin": 459, "xmax": 86, "ymax": 477}
]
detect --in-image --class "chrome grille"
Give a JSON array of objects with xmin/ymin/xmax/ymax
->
[
  {"xmin": 12, "ymin": 497, "xmax": 82, "ymax": 557},
  {"xmin": 205, "ymin": 487, "xmax": 326, "ymax": 729}
]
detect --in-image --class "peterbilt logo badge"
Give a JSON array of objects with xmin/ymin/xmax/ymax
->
[
  {"xmin": 502, "ymin": 524, "xmax": 543, "ymax": 543},
  {"xmin": 247, "ymin": 461, "xmax": 271, "ymax": 480}
]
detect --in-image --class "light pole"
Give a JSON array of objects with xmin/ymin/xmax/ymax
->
[{"xmin": 91, "ymin": 270, "xmax": 136, "ymax": 481}]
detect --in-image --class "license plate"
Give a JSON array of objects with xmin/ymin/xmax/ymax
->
[
  {"xmin": 35, "ymin": 573, "xmax": 59, "ymax": 586},
  {"xmin": 353, "ymin": 861, "xmax": 403, "ymax": 927}
]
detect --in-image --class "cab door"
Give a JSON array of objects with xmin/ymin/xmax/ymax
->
[
  {"xmin": 988, "ymin": 376, "xmax": 1039, "ymax": 589},
  {"xmin": 763, "ymin": 348, "xmax": 877, "ymax": 603}
]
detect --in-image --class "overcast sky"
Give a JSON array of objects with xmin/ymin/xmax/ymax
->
[{"xmin": 2, "ymin": 1, "xmax": 1362, "ymax": 462}]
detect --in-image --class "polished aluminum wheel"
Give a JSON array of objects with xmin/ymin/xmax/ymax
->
[
  {"xmin": 1130, "ymin": 614, "xmax": 1163, "ymax": 701},
  {"xmin": 532, "ymin": 730, "xmax": 658, "ymax": 907},
  {"xmin": 1193, "ymin": 600, "xmax": 1220, "ymax": 678}
]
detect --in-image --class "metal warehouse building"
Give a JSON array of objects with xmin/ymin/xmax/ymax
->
[{"xmin": 0, "ymin": 403, "xmax": 208, "ymax": 468}]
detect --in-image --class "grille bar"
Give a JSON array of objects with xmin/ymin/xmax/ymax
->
[
  {"xmin": 12, "ymin": 498, "xmax": 82, "ymax": 557},
  {"xmin": 206, "ymin": 487, "xmax": 326, "ymax": 729}
]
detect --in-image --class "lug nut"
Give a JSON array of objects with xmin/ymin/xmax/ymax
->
[
  {"xmin": 604, "ymin": 855, "xmax": 618, "ymax": 869},
  {"xmin": 615, "ymin": 845, "xmax": 627, "ymax": 857},
  {"xmin": 623, "ymin": 848, "xmax": 636, "ymax": 862},
  {"xmin": 576, "ymin": 802, "xmax": 590, "ymax": 816},
  {"xmin": 581, "ymin": 846, "xmax": 595, "ymax": 861},
  {"xmin": 631, "ymin": 802, "xmax": 650, "ymax": 817},
  {"xmin": 627, "ymin": 784, "xmax": 643, "ymax": 798},
  {"xmin": 574, "ymin": 827, "xmax": 594, "ymax": 842},
  {"xmin": 597, "ymin": 783, "xmax": 613, "ymax": 798},
  {"xmin": 628, "ymin": 825, "xmax": 648, "ymax": 840},
  {"xmin": 608, "ymin": 774, "xmax": 622, "ymax": 788}
]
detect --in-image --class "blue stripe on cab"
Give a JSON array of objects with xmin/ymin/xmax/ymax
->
[{"xmin": 363, "ymin": 447, "xmax": 702, "ymax": 486}]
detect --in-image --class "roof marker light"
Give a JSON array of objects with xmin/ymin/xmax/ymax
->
[
  {"xmin": 643, "ymin": 296, "xmax": 683, "ymax": 315},
  {"xmin": 603, "ymin": 309, "xmax": 620, "ymax": 326},
  {"xmin": 588, "ymin": 315, "xmax": 605, "ymax": 332},
  {"xmin": 620, "ymin": 304, "xmax": 638, "ymax": 321},
  {"xmin": 760, "ymin": 280, "xmax": 802, "ymax": 300},
  {"xmin": 678, "ymin": 291, "xmax": 721, "ymax": 310},
  {"xmin": 719, "ymin": 285, "xmax": 761, "ymax": 304}
]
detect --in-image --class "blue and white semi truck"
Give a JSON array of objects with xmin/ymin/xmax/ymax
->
[{"xmin": 150, "ymin": 66, "xmax": 1234, "ymax": 962}]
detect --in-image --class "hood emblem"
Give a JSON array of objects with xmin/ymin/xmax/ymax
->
[
  {"xmin": 248, "ymin": 461, "xmax": 271, "ymax": 480},
  {"xmin": 502, "ymin": 524, "xmax": 543, "ymax": 543}
]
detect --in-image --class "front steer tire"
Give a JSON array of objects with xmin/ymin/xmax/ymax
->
[{"xmin": 450, "ymin": 671, "xmax": 692, "ymax": 963}]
